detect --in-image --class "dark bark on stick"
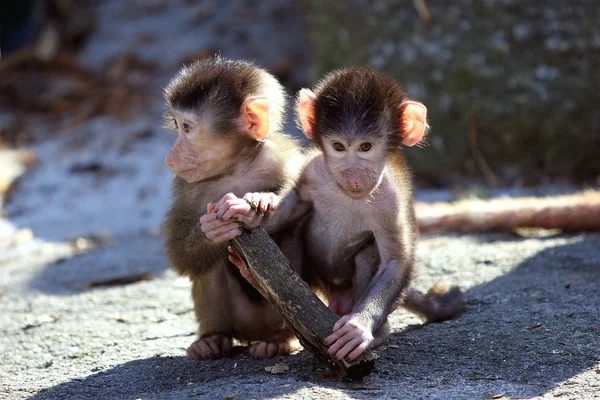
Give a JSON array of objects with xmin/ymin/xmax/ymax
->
[{"xmin": 231, "ymin": 228, "xmax": 375, "ymax": 380}]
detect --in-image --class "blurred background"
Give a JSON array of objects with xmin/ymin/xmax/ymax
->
[{"xmin": 1, "ymin": 0, "xmax": 599, "ymax": 240}]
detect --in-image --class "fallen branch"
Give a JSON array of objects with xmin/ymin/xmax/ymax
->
[
  {"xmin": 413, "ymin": 0, "xmax": 431, "ymax": 22},
  {"xmin": 415, "ymin": 190, "xmax": 600, "ymax": 233}
]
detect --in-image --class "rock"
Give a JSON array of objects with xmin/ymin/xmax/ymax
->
[{"xmin": 299, "ymin": 0, "xmax": 600, "ymax": 185}]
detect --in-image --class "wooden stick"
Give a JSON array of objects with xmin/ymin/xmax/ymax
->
[
  {"xmin": 413, "ymin": 0, "xmax": 431, "ymax": 22},
  {"xmin": 415, "ymin": 190, "xmax": 600, "ymax": 233},
  {"xmin": 231, "ymin": 228, "xmax": 375, "ymax": 380}
]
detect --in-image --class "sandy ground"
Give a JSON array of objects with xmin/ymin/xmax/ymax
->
[
  {"xmin": 1, "ymin": 1, "xmax": 598, "ymax": 399},
  {"xmin": 0, "ymin": 122, "xmax": 599, "ymax": 399}
]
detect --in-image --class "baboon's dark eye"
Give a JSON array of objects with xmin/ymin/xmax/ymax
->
[
  {"xmin": 358, "ymin": 142, "xmax": 372, "ymax": 152},
  {"xmin": 332, "ymin": 142, "xmax": 345, "ymax": 152}
]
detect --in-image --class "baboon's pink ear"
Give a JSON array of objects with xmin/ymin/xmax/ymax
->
[
  {"xmin": 399, "ymin": 101, "xmax": 427, "ymax": 146},
  {"xmin": 240, "ymin": 96, "xmax": 270, "ymax": 140},
  {"xmin": 298, "ymin": 89, "xmax": 317, "ymax": 139}
]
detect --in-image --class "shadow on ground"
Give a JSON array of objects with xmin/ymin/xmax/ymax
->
[
  {"xmin": 28, "ymin": 352, "xmax": 330, "ymax": 400},
  {"xmin": 28, "ymin": 232, "xmax": 168, "ymax": 295},
  {"xmin": 28, "ymin": 234, "xmax": 600, "ymax": 399},
  {"xmin": 383, "ymin": 233, "xmax": 600, "ymax": 397}
]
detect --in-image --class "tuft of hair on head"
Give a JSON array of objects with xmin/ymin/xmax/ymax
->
[
  {"xmin": 163, "ymin": 55, "xmax": 286, "ymax": 137},
  {"xmin": 303, "ymin": 67, "xmax": 429, "ymax": 152}
]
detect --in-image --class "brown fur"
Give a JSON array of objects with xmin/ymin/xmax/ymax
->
[
  {"xmin": 259, "ymin": 68, "xmax": 462, "ymax": 359},
  {"xmin": 161, "ymin": 57, "xmax": 303, "ymax": 357},
  {"xmin": 163, "ymin": 136, "xmax": 300, "ymax": 279}
]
